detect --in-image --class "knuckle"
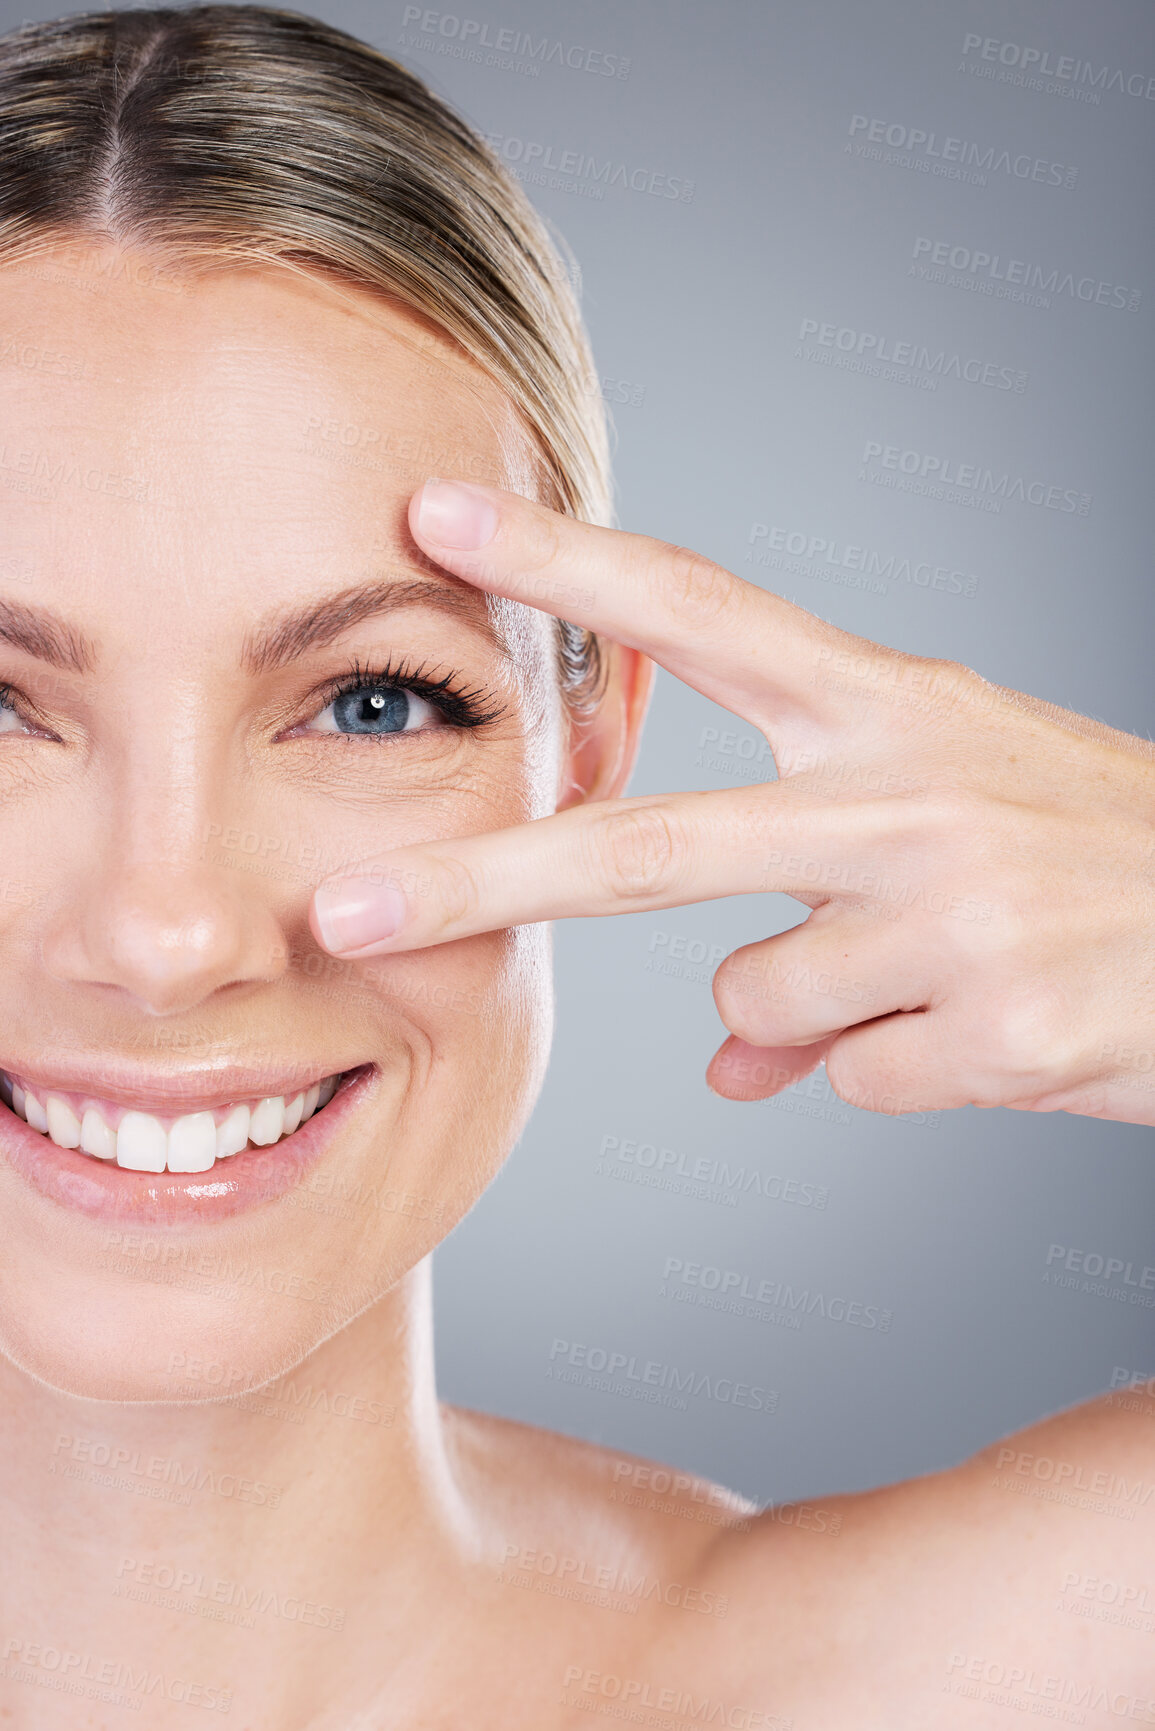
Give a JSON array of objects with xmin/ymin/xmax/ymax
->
[
  {"xmin": 712, "ymin": 947, "xmax": 749, "ymax": 999},
  {"xmin": 824, "ymin": 1038, "xmax": 904, "ymax": 1113},
  {"xmin": 984, "ymin": 990, "xmax": 1074, "ymax": 1080},
  {"xmin": 592, "ymin": 805, "xmax": 684, "ymax": 902},
  {"xmin": 714, "ymin": 948, "xmax": 771, "ymax": 1017},
  {"xmin": 921, "ymin": 788, "xmax": 975, "ymax": 828},
  {"xmin": 910, "ymin": 791, "xmax": 987, "ymax": 852},
  {"xmin": 430, "ymin": 853, "xmax": 483, "ymax": 930},
  {"xmin": 821, "ymin": 1048, "xmax": 861, "ymax": 1108},
  {"xmin": 716, "ymin": 992, "xmax": 778, "ymax": 1047},
  {"xmin": 658, "ymin": 542, "xmax": 740, "ymax": 628},
  {"xmin": 922, "ymin": 656, "xmax": 991, "ymax": 723},
  {"xmin": 714, "ymin": 945, "xmax": 825, "ymax": 1046},
  {"xmin": 518, "ymin": 506, "xmax": 565, "ymax": 576},
  {"xmin": 934, "ymin": 655, "xmax": 983, "ymax": 696}
]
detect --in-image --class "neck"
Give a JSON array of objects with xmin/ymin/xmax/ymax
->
[{"xmin": 0, "ymin": 1257, "xmax": 477, "ymax": 1720}]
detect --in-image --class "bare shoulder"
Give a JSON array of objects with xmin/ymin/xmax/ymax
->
[
  {"xmin": 708, "ymin": 1383, "xmax": 1155, "ymax": 1711},
  {"xmin": 438, "ymin": 1390, "xmax": 1155, "ymax": 1718},
  {"xmin": 439, "ymin": 1399, "xmax": 756, "ymax": 1580}
]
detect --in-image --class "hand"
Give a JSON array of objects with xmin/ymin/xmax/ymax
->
[{"xmin": 309, "ymin": 479, "xmax": 1155, "ymax": 1127}]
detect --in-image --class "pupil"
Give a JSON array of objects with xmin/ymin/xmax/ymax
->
[{"xmin": 332, "ymin": 685, "xmax": 409, "ymax": 734}]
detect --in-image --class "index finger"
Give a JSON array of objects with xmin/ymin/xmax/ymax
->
[
  {"xmin": 309, "ymin": 782, "xmax": 903, "ymax": 958},
  {"xmin": 408, "ymin": 478, "xmax": 900, "ymax": 746}
]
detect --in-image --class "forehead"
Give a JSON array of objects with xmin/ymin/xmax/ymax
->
[{"xmin": 0, "ymin": 242, "xmax": 541, "ymax": 629}]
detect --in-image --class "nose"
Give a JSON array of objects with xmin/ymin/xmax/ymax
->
[
  {"xmin": 40, "ymin": 862, "xmax": 291, "ymax": 1020},
  {"xmin": 42, "ymin": 860, "xmax": 290, "ymax": 1017},
  {"xmin": 24, "ymin": 669, "xmax": 305, "ymax": 1017}
]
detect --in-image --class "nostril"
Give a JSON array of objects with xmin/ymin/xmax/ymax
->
[{"xmin": 39, "ymin": 865, "xmax": 292, "ymax": 1016}]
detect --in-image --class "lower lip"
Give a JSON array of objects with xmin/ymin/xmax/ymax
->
[{"xmin": 0, "ymin": 1065, "xmax": 375, "ymax": 1226}]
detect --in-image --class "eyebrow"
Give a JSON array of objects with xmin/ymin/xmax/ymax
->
[
  {"xmin": 0, "ymin": 598, "xmax": 95, "ymax": 672},
  {"xmin": 241, "ymin": 576, "xmax": 510, "ymax": 676},
  {"xmin": 0, "ymin": 575, "xmax": 509, "ymax": 677}
]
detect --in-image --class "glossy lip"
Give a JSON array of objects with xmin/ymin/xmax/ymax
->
[
  {"xmin": 0, "ymin": 1058, "xmax": 341, "ymax": 1115},
  {"xmin": 0, "ymin": 1063, "xmax": 376, "ymax": 1226}
]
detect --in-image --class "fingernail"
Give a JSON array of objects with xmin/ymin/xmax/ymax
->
[
  {"xmin": 416, "ymin": 478, "xmax": 499, "ymax": 549},
  {"xmin": 314, "ymin": 880, "xmax": 408, "ymax": 954}
]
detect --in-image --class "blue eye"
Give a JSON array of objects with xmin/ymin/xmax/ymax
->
[
  {"xmin": 309, "ymin": 683, "xmax": 441, "ymax": 737},
  {"xmin": 0, "ymin": 692, "xmax": 25, "ymax": 734},
  {"xmin": 292, "ymin": 657, "xmax": 502, "ymax": 742},
  {"xmin": 0, "ymin": 684, "xmax": 39, "ymax": 737}
]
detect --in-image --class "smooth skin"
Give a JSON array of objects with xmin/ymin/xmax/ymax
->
[{"xmin": 0, "ymin": 238, "xmax": 1152, "ymax": 1728}]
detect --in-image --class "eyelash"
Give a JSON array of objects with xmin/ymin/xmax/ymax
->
[
  {"xmin": 0, "ymin": 661, "xmax": 504, "ymax": 739},
  {"xmin": 307, "ymin": 656, "xmax": 504, "ymax": 734},
  {"xmin": 0, "ymin": 681, "xmax": 47, "ymax": 735}
]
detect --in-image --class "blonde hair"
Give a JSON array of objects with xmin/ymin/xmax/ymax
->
[{"xmin": 0, "ymin": 1, "xmax": 609, "ymax": 708}]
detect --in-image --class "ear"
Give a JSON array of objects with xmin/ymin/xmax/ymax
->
[{"xmin": 556, "ymin": 642, "xmax": 655, "ymax": 809}]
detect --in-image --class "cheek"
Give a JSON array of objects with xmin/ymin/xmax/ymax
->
[
  {"xmin": 289, "ymin": 919, "xmax": 553, "ymax": 1148},
  {"xmin": 422, "ymin": 925, "xmax": 554, "ymax": 1212},
  {"xmin": 290, "ymin": 925, "xmax": 553, "ymax": 1292},
  {"xmin": 333, "ymin": 924, "xmax": 554, "ymax": 1098}
]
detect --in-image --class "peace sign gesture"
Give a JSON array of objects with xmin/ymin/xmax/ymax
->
[{"xmin": 311, "ymin": 478, "xmax": 1155, "ymax": 1128}]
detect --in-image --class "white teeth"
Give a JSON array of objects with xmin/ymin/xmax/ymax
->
[
  {"xmin": 4, "ymin": 1070, "xmax": 345, "ymax": 1170},
  {"xmin": 165, "ymin": 1111, "xmax": 217, "ymax": 1173},
  {"xmin": 80, "ymin": 1107, "xmax": 118, "ymax": 1160},
  {"xmin": 249, "ymin": 1095, "xmax": 285, "ymax": 1147},
  {"xmin": 215, "ymin": 1102, "xmax": 251, "ymax": 1160},
  {"xmin": 116, "ymin": 1111, "xmax": 168, "ymax": 1173},
  {"xmin": 46, "ymin": 1094, "xmax": 82, "ymax": 1150}
]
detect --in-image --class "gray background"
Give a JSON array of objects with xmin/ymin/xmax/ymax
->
[
  {"xmin": 13, "ymin": 0, "xmax": 1152, "ymax": 1505},
  {"xmin": 418, "ymin": 0, "xmax": 1155, "ymax": 1507}
]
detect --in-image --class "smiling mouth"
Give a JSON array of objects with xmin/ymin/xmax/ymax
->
[{"xmin": 0, "ymin": 1069, "xmax": 345, "ymax": 1173}]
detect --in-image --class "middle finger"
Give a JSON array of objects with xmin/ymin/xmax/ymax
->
[{"xmin": 713, "ymin": 905, "xmax": 936, "ymax": 1050}]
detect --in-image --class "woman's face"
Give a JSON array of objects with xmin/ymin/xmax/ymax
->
[{"xmin": 0, "ymin": 240, "xmax": 597, "ymax": 1400}]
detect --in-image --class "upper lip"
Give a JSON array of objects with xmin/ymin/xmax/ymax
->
[{"xmin": 0, "ymin": 1059, "xmax": 371, "ymax": 1114}]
